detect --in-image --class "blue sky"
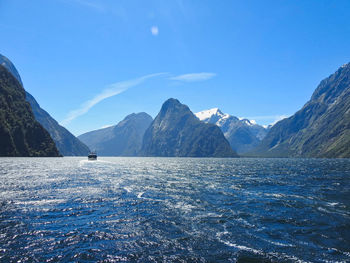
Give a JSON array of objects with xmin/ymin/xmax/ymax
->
[{"xmin": 1, "ymin": 0, "xmax": 350, "ymax": 135}]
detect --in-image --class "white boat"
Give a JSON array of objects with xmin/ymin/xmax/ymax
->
[{"xmin": 88, "ymin": 152, "xmax": 97, "ymax": 161}]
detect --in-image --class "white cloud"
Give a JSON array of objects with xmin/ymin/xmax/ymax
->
[
  {"xmin": 151, "ymin": 26, "xmax": 159, "ymax": 36},
  {"xmin": 60, "ymin": 73, "xmax": 165, "ymax": 125},
  {"xmin": 169, "ymin": 72, "xmax": 216, "ymax": 82}
]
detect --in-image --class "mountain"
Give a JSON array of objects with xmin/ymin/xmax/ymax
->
[
  {"xmin": 0, "ymin": 54, "xmax": 89, "ymax": 156},
  {"xmin": 195, "ymin": 108, "xmax": 268, "ymax": 154},
  {"xmin": 78, "ymin": 112, "xmax": 153, "ymax": 156},
  {"xmin": 0, "ymin": 54, "xmax": 23, "ymax": 86},
  {"xmin": 0, "ymin": 64, "xmax": 60, "ymax": 156},
  {"xmin": 250, "ymin": 62, "xmax": 350, "ymax": 158},
  {"xmin": 140, "ymin": 98, "xmax": 238, "ymax": 157},
  {"xmin": 26, "ymin": 92, "xmax": 90, "ymax": 156}
]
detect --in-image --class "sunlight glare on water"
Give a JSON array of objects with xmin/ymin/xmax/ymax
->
[{"xmin": 0, "ymin": 157, "xmax": 349, "ymax": 262}]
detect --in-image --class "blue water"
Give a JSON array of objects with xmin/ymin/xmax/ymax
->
[{"xmin": 0, "ymin": 157, "xmax": 349, "ymax": 262}]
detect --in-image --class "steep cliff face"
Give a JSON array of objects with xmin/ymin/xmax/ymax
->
[
  {"xmin": 250, "ymin": 63, "xmax": 350, "ymax": 158},
  {"xmin": 0, "ymin": 65, "xmax": 60, "ymax": 157},
  {"xmin": 26, "ymin": 92, "xmax": 90, "ymax": 156},
  {"xmin": 0, "ymin": 53, "xmax": 89, "ymax": 156},
  {"xmin": 78, "ymin": 112, "xmax": 153, "ymax": 156},
  {"xmin": 140, "ymin": 99, "xmax": 237, "ymax": 157}
]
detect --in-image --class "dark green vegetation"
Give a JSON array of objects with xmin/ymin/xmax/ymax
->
[
  {"xmin": 1, "ymin": 53, "xmax": 89, "ymax": 156},
  {"xmin": 250, "ymin": 63, "xmax": 350, "ymax": 158},
  {"xmin": 0, "ymin": 54, "xmax": 23, "ymax": 86},
  {"xmin": 79, "ymin": 112, "xmax": 153, "ymax": 156},
  {"xmin": 140, "ymin": 98, "xmax": 238, "ymax": 157},
  {"xmin": 0, "ymin": 65, "xmax": 60, "ymax": 156},
  {"xmin": 26, "ymin": 92, "xmax": 90, "ymax": 156},
  {"xmin": 2, "ymin": 50, "xmax": 349, "ymax": 158}
]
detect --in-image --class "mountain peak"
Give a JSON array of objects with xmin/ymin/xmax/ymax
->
[
  {"xmin": 160, "ymin": 98, "xmax": 187, "ymax": 113},
  {"xmin": 195, "ymin": 108, "xmax": 226, "ymax": 121},
  {"xmin": 240, "ymin": 118, "xmax": 256, "ymax": 126},
  {"xmin": 250, "ymin": 62, "xmax": 350, "ymax": 158},
  {"xmin": 341, "ymin": 62, "xmax": 350, "ymax": 68},
  {"xmin": 162, "ymin": 98, "xmax": 181, "ymax": 108},
  {"xmin": 196, "ymin": 108, "xmax": 268, "ymax": 154},
  {"xmin": 0, "ymin": 54, "xmax": 23, "ymax": 86},
  {"xmin": 79, "ymin": 112, "xmax": 153, "ymax": 156},
  {"xmin": 118, "ymin": 112, "xmax": 153, "ymax": 127},
  {"xmin": 0, "ymin": 62, "xmax": 60, "ymax": 156},
  {"xmin": 311, "ymin": 61, "xmax": 350, "ymax": 103},
  {"xmin": 141, "ymin": 98, "xmax": 237, "ymax": 157}
]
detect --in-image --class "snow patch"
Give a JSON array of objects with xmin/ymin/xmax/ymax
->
[
  {"xmin": 195, "ymin": 108, "xmax": 226, "ymax": 121},
  {"xmin": 100, "ymin": 124, "xmax": 114, "ymax": 129},
  {"xmin": 197, "ymin": 109, "xmax": 265, "ymax": 129}
]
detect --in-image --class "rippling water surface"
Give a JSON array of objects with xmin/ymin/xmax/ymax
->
[{"xmin": 0, "ymin": 157, "xmax": 349, "ymax": 262}]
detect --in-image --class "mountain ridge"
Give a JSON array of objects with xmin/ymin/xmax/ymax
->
[
  {"xmin": 0, "ymin": 64, "xmax": 60, "ymax": 156},
  {"xmin": 78, "ymin": 112, "xmax": 153, "ymax": 156},
  {"xmin": 26, "ymin": 92, "xmax": 90, "ymax": 156},
  {"xmin": 0, "ymin": 54, "xmax": 23, "ymax": 86},
  {"xmin": 249, "ymin": 62, "xmax": 350, "ymax": 158},
  {"xmin": 0, "ymin": 53, "xmax": 89, "ymax": 156},
  {"xmin": 195, "ymin": 108, "xmax": 268, "ymax": 154},
  {"xmin": 140, "ymin": 98, "xmax": 238, "ymax": 157}
]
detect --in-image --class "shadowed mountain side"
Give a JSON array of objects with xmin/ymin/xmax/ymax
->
[
  {"xmin": 0, "ymin": 65, "xmax": 60, "ymax": 156},
  {"xmin": 248, "ymin": 62, "xmax": 350, "ymax": 158},
  {"xmin": 26, "ymin": 92, "xmax": 90, "ymax": 156},
  {"xmin": 140, "ymin": 98, "xmax": 238, "ymax": 157},
  {"xmin": 225, "ymin": 122, "xmax": 261, "ymax": 154},
  {"xmin": 78, "ymin": 112, "xmax": 153, "ymax": 156}
]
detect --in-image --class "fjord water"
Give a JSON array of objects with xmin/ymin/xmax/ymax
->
[{"xmin": 0, "ymin": 158, "xmax": 349, "ymax": 262}]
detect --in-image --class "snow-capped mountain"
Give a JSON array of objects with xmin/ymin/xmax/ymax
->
[
  {"xmin": 196, "ymin": 108, "xmax": 230, "ymax": 123},
  {"xmin": 195, "ymin": 108, "xmax": 269, "ymax": 154}
]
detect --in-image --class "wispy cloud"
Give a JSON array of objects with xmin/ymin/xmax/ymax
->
[
  {"xmin": 169, "ymin": 72, "xmax": 216, "ymax": 82},
  {"xmin": 151, "ymin": 26, "xmax": 159, "ymax": 36},
  {"xmin": 73, "ymin": 0, "xmax": 105, "ymax": 11},
  {"xmin": 60, "ymin": 73, "xmax": 165, "ymax": 125},
  {"xmin": 59, "ymin": 0, "xmax": 106, "ymax": 12}
]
